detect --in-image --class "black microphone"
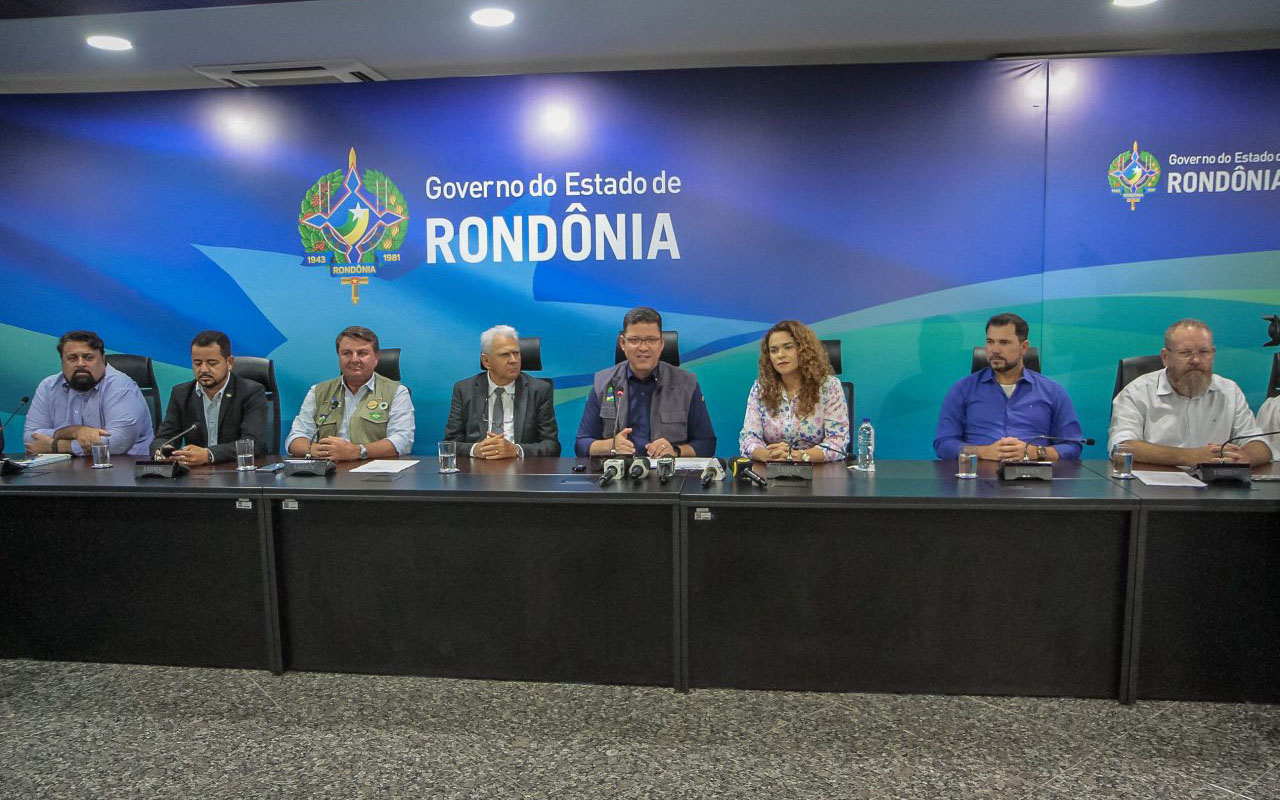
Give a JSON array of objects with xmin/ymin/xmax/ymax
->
[
  {"xmin": 154, "ymin": 423, "xmax": 199, "ymax": 458},
  {"xmin": 1029, "ymin": 434, "xmax": 1097, "ymax": 447},
  {"xmin": 599, "ymin": 454, "xmax": 631, "ymax": 485},
  {"xmin": 305, "ymin": 398, "xmax": 340, "ymax": 458},
  {"xmin": 1221, "ymin": 430, "xmax": 1280, "ymax": 449},
  {"xmin": 1, "ymin": 396, "xmax": 30, "ymax": 430},
  {"xmin": 732, "ymin": 456, "xmax": 768, "ymax": 488},
  {"xmin": 0, "ymin": 395, "xmax": 30, "ymax": 455},
  {"xmin": 603, "ymin": 381, "xmax": 617, "ymax": 440},
  {"xmin": 700, "ymin": 457, "xmax": 726, "ymax": 487},
  {"xmin": 628, "ymin": 457, "xmax": 650, "ymax": 480},
  {"xmin": 802, "ymin": 441, "xmax": 849, "ymax": 462},
  {"xmin": 657, "ymin": 455, "xmax": 675, "ymax": 484}
]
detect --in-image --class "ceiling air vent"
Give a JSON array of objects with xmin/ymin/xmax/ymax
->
[{"xmin": 192, "ymin": 59, "xmax": 387, "ymax": 88}]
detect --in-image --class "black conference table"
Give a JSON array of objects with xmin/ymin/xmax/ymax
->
[
  {"xmin": 1, "ymin": 454, "xmax": 1275, "ymax": 703},
  {"xmin": 683, "ymin": 459, "xmax": 1137, "ymax": 699},
  {"xmin": 1117, "ymin": 463, "xmax": 1280, "ymax": 703}
]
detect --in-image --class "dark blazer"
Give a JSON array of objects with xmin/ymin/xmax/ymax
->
[
  {"xmin": 444, "ymin": 372, "xmax": 560, "ymax": 457},
  {"xmin": 150, "ymin": 373, "xmax": 268, "ymax": 462}
]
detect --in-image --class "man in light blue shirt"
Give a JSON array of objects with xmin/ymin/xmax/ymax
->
[
  {"xmin": 933, "ymin": 313, "xmax": 1083, "ymax": 462},
  {"xmin": 24, "ymin": 330, "xmax": 154, "ymax": 457}
]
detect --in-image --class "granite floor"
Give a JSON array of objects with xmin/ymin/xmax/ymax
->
[{"xmin": 0, "ymin": 659, "xmax": 1276, "ymax": 799}]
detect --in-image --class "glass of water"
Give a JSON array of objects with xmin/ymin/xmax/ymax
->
[
  {"xmin": 91, "ymin": 434, "xmax": 112, "ymax": 469},
  {"xmin": 956, "ymin": 446, "xmax": 978, "ymax": 479},
  {"xmin": 438, "ymin": 440, "xmax": 460, "ymax": 474},
  {"xmin": 1110, "ymin": 444, "xmax": 1134, "ymax": 479},
  {"xmin": 235, "ymin": 438, "xmax": 256, "ymax": 471}
]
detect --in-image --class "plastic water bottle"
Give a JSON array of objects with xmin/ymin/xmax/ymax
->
[{"xmin": 852, "ymin": 418, "xmax": 875, "ymax": 472}]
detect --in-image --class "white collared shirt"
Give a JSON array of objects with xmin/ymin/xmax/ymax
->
[
  {"xmin": 1108, "ymin": 368, "xmax": 1268, "ymax": 455},
  {"xmin": 469, "ymin": 375, "xmax": 523, "ymax": 458}
]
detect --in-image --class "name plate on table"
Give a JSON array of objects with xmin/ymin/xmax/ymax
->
[
  {"xmin": 765, "ymin": 461, "xmax": 813, "ymax": 482},
  {"xmin": 998, "ymin": 460, "xmax": 1053, "ymax": 481},
  {"xmin": 284, "ymin": 458, "xmax": 336, "ymax": 476},
  {"xmin": 1192, "ymin": 461, "xmax": 1252, "ymax": 484},
  {"xmin": 134, "ymin": 460, "xmax": 189, "ymax": 479}
]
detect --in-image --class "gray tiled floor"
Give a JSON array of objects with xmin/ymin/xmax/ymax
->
[{"xmin": 1, "ymin": 659, "xmax": 1276, "ymax": 799}]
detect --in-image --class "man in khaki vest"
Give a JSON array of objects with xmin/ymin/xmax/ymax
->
[{"xmin": 285, "ymin": 326, "xmax": 415, "ymax": 460}]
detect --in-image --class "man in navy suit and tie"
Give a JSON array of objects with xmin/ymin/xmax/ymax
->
[
  {"xmin": 444, "ymin": 324, "xmax": 560, "ymax": 458},
  {"xmin": 150, "ymin": 330, "xmax": 268, "ymax": 464}
]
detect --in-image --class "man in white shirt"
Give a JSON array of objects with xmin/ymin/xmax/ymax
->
[
  {"xmin": 1255, "ymin": 392, "xmax": 1280, "ymax": 461},
  {"xmin": 1109, "ymin": 319, "xmax": 1271, "ymax": 466},
  {"xmin": 285, "ymin": 326, "xmax": 415, "ymax": 460}
]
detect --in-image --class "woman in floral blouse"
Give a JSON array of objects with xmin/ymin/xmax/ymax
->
[{"xmin": 739, "ymin": 320, "xmax": 850, "ymax": 462}]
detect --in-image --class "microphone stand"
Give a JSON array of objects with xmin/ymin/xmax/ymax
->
[
  {"xmin": 1193, "ymin": 429, "xmax": 1280, "ymax": 484},
  {"xmin": 0, "ymin": 395, "xmax": 31, "ymax": 457},
  {"xmin": 285, "ymin": 399, "xmax": 339, "ymax": 476},
  {"xmin": 134, "ymin": 423, "xmax": 200, "ymax": 479}
]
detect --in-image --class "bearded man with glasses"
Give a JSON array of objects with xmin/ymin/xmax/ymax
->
[
  {"xmin": 1109, "ymin": 318, "xmax": 1271, "ymax": 466},
  {"xmin": 575, "ymin": 306, "xmax": 716, "ymax": 458}
]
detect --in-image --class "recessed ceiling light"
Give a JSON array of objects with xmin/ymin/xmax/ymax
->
[
  {"xmin": 86, "ymin": 35, "xmax": 133, "ymax": 51},
  {"xmin": 1112, "ymin": 0, "xmax": 1159, "ymax": 7},
  {"xmin": 471, "ymin": 7, "xmax": 515, "ymax": 27}
]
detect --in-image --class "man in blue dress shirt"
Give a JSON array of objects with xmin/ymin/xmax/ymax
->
[
  {"xmin": 24, "ymin": 330, "xmax": 154, "ymax": 457},
  {"xmin": 575, "ymin": 307, "xmax": 716, "ymax": 458},
  {"xmin": 933, "ymin": 313, "xmax": 1083, "ymax": 462}
]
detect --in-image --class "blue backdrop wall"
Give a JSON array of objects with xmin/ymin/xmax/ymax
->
[{"xmin": 1, "ymin": 50, "xmax": 1277, "ymax": 457}]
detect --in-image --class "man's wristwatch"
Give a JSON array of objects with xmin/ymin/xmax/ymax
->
[
  {"xmin": 1035, "ymin": 445, "xmax": 1046, "ymax": 460},
  {"xmin": 358, "ymin": 443, "xmax": 368, "ymax": 460}
]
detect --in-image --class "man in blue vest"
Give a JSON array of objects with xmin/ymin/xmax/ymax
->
[
  {"xmin": 285, "ymin": 326, "xmax": 415, "ymax": 460},
  {"xmin": 575, "ymin": 307, "xmax": 716, "ymax": 458}
]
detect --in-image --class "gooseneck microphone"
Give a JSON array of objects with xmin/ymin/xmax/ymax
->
[
  {"xmin": 1029, "ymin": 434, "xmax": 1096, "ymax": 448},
  {"xmin": 1023, "ymin": 434, "xmax": 1096, "ymax": 460},
  {"xmin": 306, "ymin": 398, "xmax": 340, "ymax": 458},
  {"xmin": 155, "ymin": 423, "xmax": 199, "ymax": 457},
  {"xmin": 700, "ymin": 457, "xmax": 726, "ymax": 488},
  {"xmin": 0, "ymin": 395, "xmax": 30, "ymax": 455},
  {"xmin": 1221, "ymin": 430, "xmax": 1280, "ymax": 451},
  {"xmin": 1, "ymin": 396, "xmax": 30, "ymax": 430}
]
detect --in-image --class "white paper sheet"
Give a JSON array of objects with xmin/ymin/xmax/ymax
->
[
  {"xmin": 1133, "ymin": 470, "xmax": 1205, "ymax": 487},
  {"xmin": 350, "ymin": 459, "xmax": 419, "ymax": 474},
  {"xmin": 645, "ymin": 457, "xmax": 718, "ymax": 471}
]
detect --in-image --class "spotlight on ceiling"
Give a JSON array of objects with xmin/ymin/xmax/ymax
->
[
  {"xmin": 1112, "ymin": 0, "xmax": 1159, "ymax": 7},
  {"xmin": 471, "ymin": 7, "xmax": 515, "ymax": 27},
  {"xmin": 86, "ymin": 35, "xmax": 134, "ymax": 51}
]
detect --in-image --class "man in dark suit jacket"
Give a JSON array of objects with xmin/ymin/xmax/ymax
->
[
  {"xmin": 444, "ymin": 325, "xmax": 559, "ymax": 458},
  {"xmin": 150, "ymin": 330, "xmax": 268, "ymax": 465}
]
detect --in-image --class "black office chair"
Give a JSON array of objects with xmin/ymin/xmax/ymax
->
[
  {"xmin": 231, "ymin": 356, "xmax": 280, "ymax": 455},
  {"xmin": 1269, "ymin": 352, "xmax": 1280, "ymax": 399},
  {"xmin": 375, "ymin": 348, "xmax": 401, "ymax": 381},
  {"xmin": 820, "ymin": 339, "xmax": 855, "ymax": 442},
  {"xmin": 971, "ymin": 346, "xmax": 1040, "ymax": 374},
  {"xmin": 478, "ymin": 337, "xmax": 550, "ymax": 390},
  {"xmin": 1113, "ymin": 355, "xmax": 1163, "ymax": 399},
  {"xmin": 615, "ymin": 330, "xmax": 680, "ymax": 367},
  {"xmin": 105, "ymin": 353, "xmax": 161, "ymax": 430}
]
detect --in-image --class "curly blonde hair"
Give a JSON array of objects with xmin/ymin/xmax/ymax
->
[{"xmin": 757, "ymin": 320, "xmax": 833, "ymax": 418}]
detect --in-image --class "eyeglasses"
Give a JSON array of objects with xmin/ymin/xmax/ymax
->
[
  {"xmin": 623, "ymin": 336, "xmax": 662, "ymax": 346},
  {"xmin": 1169, "ymin": 348, "xmax": 1215, "ymax": 361}
]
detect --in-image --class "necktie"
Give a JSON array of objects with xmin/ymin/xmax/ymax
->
[{"xmin": 491, "ymin": 387, "xmax": 505, "ymax": 436}]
